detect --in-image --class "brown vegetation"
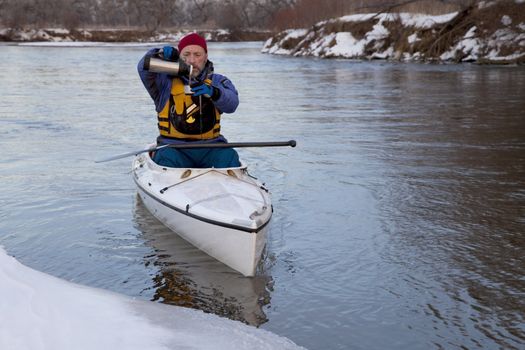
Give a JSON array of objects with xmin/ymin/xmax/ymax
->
[
  {"xmin": 0, "ymin": 0, "xmax": 292, "ymax": 32},
  {"xmin": 380, "ymin": 16, "xmax": 408, "ymax": 54},
  {"xmin": 324, "ymin": 18, "xmax": 378, "ymax": 40},
  {"xmin": 416, "ymin": 1, "xmax": 525, "ymax": 62},
  {"xmin": 394, "ymin": 0, "xmax": 462, "ymax": 15},
  {"xmin": 270, "ymin": 0, "xmax": 474, "ymax": 30}
]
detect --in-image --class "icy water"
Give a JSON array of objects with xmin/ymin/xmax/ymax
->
[{"xmin": 1, "ymin": 42, "xmax": 524, "ymax": 350}]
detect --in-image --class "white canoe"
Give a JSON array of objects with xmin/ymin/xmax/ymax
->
[{"xmin": 131, "ymin": 151, "xmax": 272, "ymax": 277}]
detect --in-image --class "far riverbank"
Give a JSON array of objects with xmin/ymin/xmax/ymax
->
[{"xmin": 0, "ymin": 27, "xmax": 272, "ymax": 43}]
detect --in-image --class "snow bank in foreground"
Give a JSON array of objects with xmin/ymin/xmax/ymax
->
[{"xmin": 0, "ymin": 247, "xmax": 305, "ymax": 350}]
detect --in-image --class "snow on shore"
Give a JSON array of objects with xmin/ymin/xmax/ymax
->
[
  {"xmin": 0, "ymin": 246, "xmax": 305, "ymax": 350},
  {"xmin": 0, "ymin": 27, "xmax": 259, "ymax": 43},
  {"xmin": 262, "ymin": 12, "xmax": 457, "ymax": 59},
  {"xmin": 0, "ymin": 27, "xmax": 196, "ymax": 43},
  {"xmin": 262, "ymin": 0, "xmax": 525, "ymax": 64}
]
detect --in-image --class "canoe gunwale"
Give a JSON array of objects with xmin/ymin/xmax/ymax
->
[{"xmin": 133, "ymin": 176, "xmax": 271, "ymax": 234}]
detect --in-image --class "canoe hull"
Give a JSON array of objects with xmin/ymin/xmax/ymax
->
[{"xmin": 132, "ymin": 151, "xmax": 271, "ymax": 276}]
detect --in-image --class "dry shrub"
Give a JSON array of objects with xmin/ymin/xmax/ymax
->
[
  {"xmin": 323, "ymin": 18, "xmax": 378, "ymax": 39},
  {"xmin": 265, "ymin": 31, "xmax": 287, "ymax": 47},
  {"xmin": 363, "ymin": 39, "xmax": 384, "ymax": 56},
  {"xmin": 411, "ymin": 27, "xmax": 436, "ymax": 54},
  {"xmin": 281, "ymin": 36, "xmax": 305, "ymax": 50},
  {"xmin": 382, "ymin": 16, "xmax": 413, "ymax": 52},
  {"xmin": 81, "ymin": 29, "xmax": 149, "ymax": 42},
  {"xmin": 271, "ymin": 0, "xmax": 338, "ymax": 30},
  {"xmin": 497, "ymin": 44, "xmax": 518, "ymax": 57},
  {"xmin": 362, "ymin": 16, "xmax": 414, "ymax": 55},
  {"xmin": 472, "ymin": 1, "xmax": 525, "ymax": 35},
  {"xmin": 420, "ymin": 1, "xmax": 525, "ymax": 60},
  {"xmin": 227, "ymin": 30, "xmax": 273, "ymax": 41},
  {"xmin": 418, "ymin": 5, "xmax": 475, "ymax": 59},
  {"xmin": 263, "ymin": 30, "xmax": 304, "ymax": 51},
  {"xmin": 394, "ymin": 0, "xmax": 462, "ymax": 15},
  {"xmin": 271, "ymin": 0, "xmax": 476, "ymax": 31}
]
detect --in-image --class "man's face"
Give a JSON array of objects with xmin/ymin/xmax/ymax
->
[{"xmin": 180, "ymin": 45, "xmax": 207, "ymax": 78}]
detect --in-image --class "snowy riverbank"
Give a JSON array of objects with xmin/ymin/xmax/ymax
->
[
  {"xmin": 262, "ymin": 0, "xmax": 525, "ymax": 64},
  {"xmin": 0, "ymin": 246, "xmax": 305, "ymax": 350},
  {"xmin": 0, "ymin": 27, "xmax": 270, "ymax": 43}
]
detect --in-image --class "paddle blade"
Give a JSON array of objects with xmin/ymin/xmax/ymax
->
[{"xmin": 95, "ymin": 144, "xmax": 166, "ymax": 163}]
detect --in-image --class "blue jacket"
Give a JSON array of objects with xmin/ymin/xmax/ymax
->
[{"xmin": 137, "ymin": 48, "xmax": 239, "ymax": 115}]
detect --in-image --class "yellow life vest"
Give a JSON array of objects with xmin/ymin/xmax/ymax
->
[{"xmin": 157, "ymin": 78, "xmax": 221, "ymax": 140}]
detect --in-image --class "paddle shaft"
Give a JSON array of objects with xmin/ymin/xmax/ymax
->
[
  {"xmin": 95, "ymin": 140, "xmax": 297, "ymax": 163},
  {"xmin": 165, "ymin": 140, "xmax": 296, "ymax": 149}
]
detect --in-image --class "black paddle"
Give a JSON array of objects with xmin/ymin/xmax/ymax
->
[{"xmin": 95, "ymin": 140, "xmax": 297, "ymax": 163}]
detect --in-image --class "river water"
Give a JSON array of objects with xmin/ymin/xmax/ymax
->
[{"xmin": 0, "ymin": 42, "xmax": 524, "ymax": 350}]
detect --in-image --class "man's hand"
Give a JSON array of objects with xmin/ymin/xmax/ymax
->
[
  {"xmin": 162, "ymin": 46, "xmax": 179, "ymax": 61},
  {"xmin": 191, "ymin": 83, "xmax": 214, "ymax": 98}
]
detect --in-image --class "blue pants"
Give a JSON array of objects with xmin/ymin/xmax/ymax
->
[{"xmin": 152, "ymin": 147, "xmax": 240, "ymax": 168}]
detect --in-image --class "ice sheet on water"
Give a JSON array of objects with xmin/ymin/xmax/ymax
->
[{"xmin": 0, "ymin": 246, "xmax": 305, "ymax": 350}]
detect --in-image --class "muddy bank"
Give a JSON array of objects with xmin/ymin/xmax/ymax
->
[{"xmin": 262, "ymin": 1, "xmax": 525, "ymax": 64}]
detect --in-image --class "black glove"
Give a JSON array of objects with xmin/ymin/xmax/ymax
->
[{"xmin": 162, "ymin": 46, "xmax": 179, "ymax": 61}]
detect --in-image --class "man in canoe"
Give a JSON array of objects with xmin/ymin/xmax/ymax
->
[{"xmin": 138, "ymin": 33, "xmax": 241, "ymax": 168}]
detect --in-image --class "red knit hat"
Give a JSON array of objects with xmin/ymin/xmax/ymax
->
[{"xmin": 178, "ymin": 33, "xmax": 207, "ymax": 53}]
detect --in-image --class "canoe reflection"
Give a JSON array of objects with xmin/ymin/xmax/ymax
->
[{"xmin": 132, "ymin": 194, "xmax": 271, "ymax": 326}]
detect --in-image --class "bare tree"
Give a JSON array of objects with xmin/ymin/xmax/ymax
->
[
  {"xmin": 209, "ymin": 0, "xmax": 292, "ymax": 30},
  {"xmin": 133, "ymin": 0, "xmax": 180, "ymax": 31},
  {"xmin": 71, "ymin": 0, "xmax": 97, "ymax": 26},
  {"xmin": 252, "ymin": 0, "xmax": 295, "ymax": 27},
  {"xmin": 3, "ymin": 1, "xmax": 30, "ymax": 28},
  {"xmin": 212, "ymin": 0, "xmax": 244, "ymax": 29},
  {"xmin": 185, "ymin": 0, "xmax": 215, "ymax": 26},
  {"xmin": 0, "ymin": 0, "xmax": 367, "ymax": 31}
]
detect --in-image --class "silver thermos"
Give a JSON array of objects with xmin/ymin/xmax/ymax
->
[
  {"xmin": 143, "ymin": 56, "xmax": 194, "ymax": 94},
  {"xmin": 143, "ymin": 56, "xmax": 191, "ymax": 77}
]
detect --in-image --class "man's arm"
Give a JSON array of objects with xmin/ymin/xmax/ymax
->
[
  {"xmin": 137, "ymin": 48, "xmax": 171, "ymax": 112},
  {"xmin": 210, "ymin": 74, "xmax": 239, "ymax": 114}
]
